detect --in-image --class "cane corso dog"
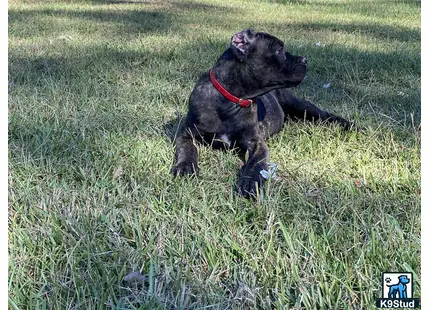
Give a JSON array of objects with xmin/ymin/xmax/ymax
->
[{"xmin": 172, "ymin": 29, "xmax": 353, "ymax": 197}]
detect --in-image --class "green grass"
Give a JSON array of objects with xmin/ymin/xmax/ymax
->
[{"xmin": 8, "ymin": 0, "xmax": 420, "ymax": 308}]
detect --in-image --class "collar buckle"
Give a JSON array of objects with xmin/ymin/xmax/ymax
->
[{"xmin": 238, "ymin": 98, "xmax": 251, "ymax": 107}]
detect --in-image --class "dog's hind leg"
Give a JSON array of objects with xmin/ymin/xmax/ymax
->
[{"xmin": 271, "ymin": 88, "xmax": 355, "ymax": 130}]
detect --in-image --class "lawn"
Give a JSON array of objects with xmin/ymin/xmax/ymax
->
[{"xmin": 8, "ymin": 0, "xmax": 421, "ymax": 309}]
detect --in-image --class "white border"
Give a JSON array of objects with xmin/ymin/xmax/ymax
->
[
  {"xmin": 4, "ymin": 0, "xmax": 9, "ymax": 307},
  {"xmin": 3, "ymin": 0, "xmax": 425, "ymax": 309},
  {"xmin": 421, "ymin": 0, "xmax": 427, "ymax": 308}
]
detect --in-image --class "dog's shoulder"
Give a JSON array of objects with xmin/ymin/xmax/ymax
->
[{"xmin": 189, "ymin": 73, "xmax": 219, "ymax": 107}]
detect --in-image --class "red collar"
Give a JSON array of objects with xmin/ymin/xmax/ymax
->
[{"xmin": 209, "ymin": 69, "xmax": 255, "ymax": 108}]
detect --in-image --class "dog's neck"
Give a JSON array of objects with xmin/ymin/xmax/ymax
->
[{"xmin": 212, "ymin": 49, "xmax": 280, "ymax": 99}]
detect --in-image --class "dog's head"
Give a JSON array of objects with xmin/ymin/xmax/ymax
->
[
  {"xmin": 230, "ymin": 28, "xmax": 307, "ymax": 88},
  {"xmin": 398, "ymin": 275, "xmax": 410, "ymax": 285}
]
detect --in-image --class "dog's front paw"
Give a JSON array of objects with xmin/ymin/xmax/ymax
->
[
  {"xmin": 237, "ymin": 173, "xmax": 265, "ymax": 198},
  {"xmin": 171, "ymin": 161, "xmax": 199, "ymax": 177}
]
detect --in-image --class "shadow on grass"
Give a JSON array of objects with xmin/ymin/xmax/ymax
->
[
  {"xmin": 93, "ymin": 0, "xmax": 231, "ymax": 11},
  {"xmin": 286, "ymin": 21, "xmax": 420, "ymax": 43},
  {"xmin": 8, "ymin": 7, "xmax": 174, "ymax": 38},
  {"xmin": 8, "ymin": 31, "xmax": 420, "ymax": 122},
  {"xmin": 163, "ymin": 115, "xmax": 184, "ymax": 143},
  {"xmin": 8, "ymin": 34, "xmax": 420, "ymax": 165},
  {"xmin": 92, "ymin": 0, "xmax": 158, "ymax": 3},
  {"xmin": 8, "ymin": 1, "xmax": 236, "ymax": 38},
  {"xmin": 260, "ymin": 0, "xmax": 421, "ymax": 14}
]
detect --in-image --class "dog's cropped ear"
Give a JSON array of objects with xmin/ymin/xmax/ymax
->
[{"xmin": 230, "ymin": 28, "xmax": 255, "ymax": 61}]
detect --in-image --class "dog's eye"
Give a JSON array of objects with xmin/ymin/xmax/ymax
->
[{"xmin": 275, "ymin": 47, "xmax": 284, "ymax": 55}]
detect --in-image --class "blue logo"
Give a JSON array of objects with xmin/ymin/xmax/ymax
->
[{"xmin": 376, "ymin": 272, "xmax": 420, "ymax": 308}]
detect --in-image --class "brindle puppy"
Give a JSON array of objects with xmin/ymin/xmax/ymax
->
[{"xmin": 172, "ymin": 29, "xmax": 352, "ymax": 197}]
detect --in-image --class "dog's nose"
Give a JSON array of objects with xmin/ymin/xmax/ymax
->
[{"xmin": 297, "ymin": 57, "xmax": 307, "ymax": 64}]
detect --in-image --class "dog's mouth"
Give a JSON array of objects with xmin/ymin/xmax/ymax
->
[
  {"xmin": 287, "ymin": 64, "xmax": 307, "ymax": 85},
  {"xmin": 293, "ymin": 70, "xmax": 306, "ymax": 81},
  {"xmin": 283, "ymin": 54, "xmax": 307, "ymax": 84}
]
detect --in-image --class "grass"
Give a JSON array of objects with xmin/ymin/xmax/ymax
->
[{"xmin": 8, "ymin": 0, "xmax": 420, "ymax": 309}]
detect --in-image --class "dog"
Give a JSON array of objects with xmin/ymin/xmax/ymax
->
[
  {"xmin": 388, "ymin": 275, "xmax": 410, "ymax": 299},
  {"xmin": 171, "ymin": 29, "xmax": 353, "ymax": 197}
]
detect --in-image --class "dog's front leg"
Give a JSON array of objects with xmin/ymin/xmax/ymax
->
[
  {"xmin": 171, "ymin": 125, "xmax": 200, "ymax": 177},
  {"xmin": 237, "ymin": 136, "xmax": 269, "ymax": 197},
  {"xmin": 400, "ymin": 287, "xmax": 407, "ymax": 299}
]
